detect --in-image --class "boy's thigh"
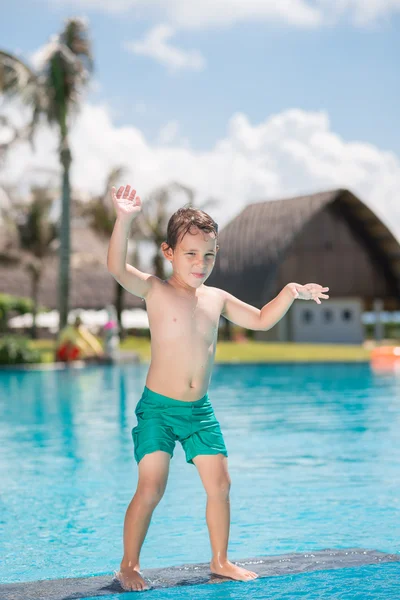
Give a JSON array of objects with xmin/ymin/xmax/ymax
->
[
  {"xmin": 192, "ymin": 453, "xmax": 231, "ymax": 495},
  {"xmin": 137, "ymin": 451, "xmax": 171, "ymax": 493}
]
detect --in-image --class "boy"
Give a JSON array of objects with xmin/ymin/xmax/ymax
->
[{"xmin": 108, "ymin": 184, "xmax": 329, "ymax": 592}]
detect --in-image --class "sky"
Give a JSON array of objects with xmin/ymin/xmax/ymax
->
[{"xmin": 0, "ymin": 0, "xmax": 399, "ymax": 236}]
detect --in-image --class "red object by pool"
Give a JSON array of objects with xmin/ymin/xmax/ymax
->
[{"xmin": 56, "ymin": 343, "xmax": 81, "ymax": 362}]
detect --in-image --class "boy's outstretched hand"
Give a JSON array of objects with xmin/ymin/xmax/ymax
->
[
  {"xmin": 287, "ymin": 283, "xmax": 329, "ymax": 304},
  {"xmin": 111, "ymin": 185, "xmax": 142, "ymax": 221}
]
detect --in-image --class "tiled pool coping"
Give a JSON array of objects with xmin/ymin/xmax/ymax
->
[{"xmin": 1, "ymin": 548, "xmax": 399, "ymax": 599}]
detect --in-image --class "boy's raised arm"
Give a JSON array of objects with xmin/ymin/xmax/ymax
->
[
  {"xmin": 221, "ymin": 283, "xmax": 329, "ymax": 331},
  {"xmin": 107, "ymin": 185, "xmax": 155, "ymax": 299}
]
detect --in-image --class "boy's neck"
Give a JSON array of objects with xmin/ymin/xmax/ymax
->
[{"xmin": 166, "ymin": 273, "xmax": 200, "ymax": 297}]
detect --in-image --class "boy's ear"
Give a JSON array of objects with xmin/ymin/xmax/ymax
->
[{"xmin": 161, "ymin": 242, "xmax": 173, "ymax": 261}]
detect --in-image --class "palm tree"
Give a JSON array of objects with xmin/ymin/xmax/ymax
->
[
  {"xmin": 0, "ymin": 17, "xmax": 94, "ymax": 330},
  {"xmin": 7, "ymin": 186, "xmax": 58, "ymax": 338}
]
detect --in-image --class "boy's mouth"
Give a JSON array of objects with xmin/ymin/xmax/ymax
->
[{"xmin": 192, "ymin": 273, "xmax": 206, "ymax": 278}]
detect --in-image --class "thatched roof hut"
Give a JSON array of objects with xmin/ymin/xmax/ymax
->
[
  {"xmin": 207, "ymin": 189, "xmax": 400, "ymax": 342},
  {"xmin": 208, "ymin": 188, "xmax": 400, "ymax": 310}
]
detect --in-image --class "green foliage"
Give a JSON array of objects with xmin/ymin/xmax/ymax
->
[
  {"xmin": 0, "ymin": 294, "xmax": 34, "ymax": 331},
  {"xmin": 365, "ymin": 322, "xmax": 400, "ymax": 340},
  {"xmin": 0, "ymin": 335, "xmax": 41, "ymax": 365},
  {"xmin": 0, "ymin": 293, "xmax": 33, "ymax": 314},
  {"xmin": 16, "ymin": 188, "xmax": 58, "ymax": 258}
]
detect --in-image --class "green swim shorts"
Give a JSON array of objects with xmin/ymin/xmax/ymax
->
[{"xmin": 132, "ymin": 386, "xmax": 228, "ymax": 465}]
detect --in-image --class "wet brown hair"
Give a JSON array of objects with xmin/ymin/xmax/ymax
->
[{"xmin": 164, "ymin": 206, "xmax": 218, "ymax": 251}]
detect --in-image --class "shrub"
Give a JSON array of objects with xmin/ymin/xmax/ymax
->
[{"xmin": 0, "ymin": 335, "xmax": 42, "ymax": 365}]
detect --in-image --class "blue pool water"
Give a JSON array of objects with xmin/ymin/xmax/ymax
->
[{"xmin": 1, "ymin": 363, "xmax": 399, "ymax": 598}]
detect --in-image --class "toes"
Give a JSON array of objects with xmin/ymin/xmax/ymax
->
[{"xmin": 243, "ymin": 570, "xmax": 258, "ymax": 581}]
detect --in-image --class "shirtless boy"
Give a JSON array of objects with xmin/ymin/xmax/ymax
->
[{"xmin": 108, "ymin": 184, "xmax": 329, "ymax": 592}]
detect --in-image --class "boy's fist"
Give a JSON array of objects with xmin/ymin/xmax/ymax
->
[{"xmin": 111, "ymin": 185, "xmax": 142, "ymax": 219}]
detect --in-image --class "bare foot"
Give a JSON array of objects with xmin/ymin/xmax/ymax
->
[
  {"xmin": 113, "ymin": 562, "xmax": 150, "ymax": 592},
  {"xmin": 210, "ymin": 558, "xmax": 259, "ymax": 582}
]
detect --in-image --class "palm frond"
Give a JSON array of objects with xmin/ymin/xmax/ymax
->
[
  {"xmin": 15, "ymin": 187, "xmax": 58, "ymax": 258},
  {"xmin": 61, "ymin": 17, "xmax": 94, "ymax": 74},
  {"xmin": 0, "ymin": 50, "xmax": 37, "ymax": 95}
]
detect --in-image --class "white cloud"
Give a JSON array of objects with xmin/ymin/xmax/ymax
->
[
  {"xmin": 1, "ymin": 101, "xmax": 400, "ymax": 240},
  {"xmin": 315, "ymin": 0, "xmax": 400, "ymax": 25},
  {"xmin": 124, "ymin": 25, "xmax": 205, "ymax": 72},
  {"xmin": 47, "ymin": 0, "xmax": 400, "ymax": 27},
  {"xmin": 28, "ymin": 38, "xmax": 60, "ymax": 71}
]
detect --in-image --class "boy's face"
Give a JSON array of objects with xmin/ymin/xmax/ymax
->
[{"xmin": 168, "ymin": 227, "xmax": 218, "ymax": 288}]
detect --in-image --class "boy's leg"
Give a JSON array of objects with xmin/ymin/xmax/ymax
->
[
  {"xmin": 117, "ymin": 450, "xmax": 170, "ymax": 592},
  {"xmin": 193, "ymin": 454, "xmax": 258, "ymax": 582}
]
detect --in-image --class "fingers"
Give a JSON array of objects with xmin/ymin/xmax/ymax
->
[
  {"xmin": 314, "ymin": 294, "xmax": 329, "ymax": 303},
  {"xmin": 113, "ymin": 185, "xmax": 137, "ymax": 200},
  {"xmin": 111, "ymin": 186, "xmax": 141, "ymax": 214},
  {"xmin": 309, "ymin": 284, "xmax": 329, "ymax": 304}
]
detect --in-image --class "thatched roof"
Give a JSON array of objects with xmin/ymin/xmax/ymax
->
[
  {"xmin": 0, "ymin": 219, "xmax": 144, "ymax": 310},
  {"xmin": 207, "ymin": 188, "xmax": 400, "ymax": 308}
]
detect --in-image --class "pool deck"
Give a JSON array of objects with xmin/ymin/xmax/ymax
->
[
  {"xmin": 2, "ymin": 548, "xmax": 399, "ymax": 599},
  {"xmin": 0, "ymin": 351, "xmax": 140, "ymax": 371}
]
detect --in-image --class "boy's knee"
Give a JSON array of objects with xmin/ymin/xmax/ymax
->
[
  {"xmin": 206, "ymin": 474, "xmax": 231, "ymax": 499},
  {"xmin": 136, "ymin": 481, "xmax": 165, "ymax": 507}
]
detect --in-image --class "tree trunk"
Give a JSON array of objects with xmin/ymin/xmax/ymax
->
[
  {"xmin": 153, "ymin": 250, "xmax": 165, "ymax": 280},
  {"xmin": 30, "ymin": 268, "xmax": 41, "ymax": 340},
  {"xmin": 58, "ymin": 143, "xmax": 72, "ymax": 331},
  {"xmin": 115, "ymin": 280, "xmax": 125, "ymax": 340}
]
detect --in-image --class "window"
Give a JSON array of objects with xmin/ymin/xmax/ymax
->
[
  {"xmin": 342, "ymin": 309, "xmax": 353, "ymax": 321},
  {"xmin": 323, "ymin": 309, "xmax": 334, "ymax": 323},
  {"xmin": 302, "ymin": 310, "xmax": 313, "ymax": 324}
]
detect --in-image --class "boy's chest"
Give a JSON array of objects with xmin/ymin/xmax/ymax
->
[{"xmin": 148, "ymin": 290, "xmax": 222, "ymax": 343}]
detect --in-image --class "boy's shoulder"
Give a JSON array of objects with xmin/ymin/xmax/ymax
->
[
  {"xmin": 203, "ymin": 285, "xmax": 226, "ymax": 303},
  {"xmin": 203, "ymin": 284, "xmax": 222, "ymax": 294}
]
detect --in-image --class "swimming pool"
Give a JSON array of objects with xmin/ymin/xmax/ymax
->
[{"xmin": 1, "ymin": 363, "xmax": 399, "ymax": 598}]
